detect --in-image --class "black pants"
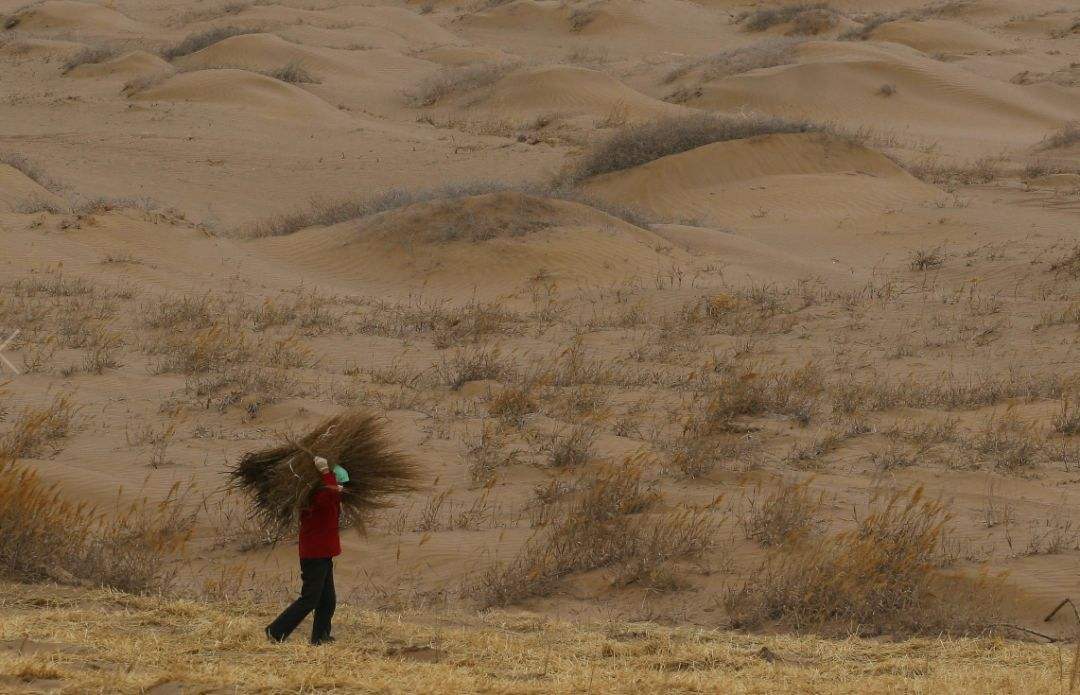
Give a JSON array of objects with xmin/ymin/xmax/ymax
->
[{"xmin": 266, "ymin": 557, "xmax": 336, "ymax": 644}]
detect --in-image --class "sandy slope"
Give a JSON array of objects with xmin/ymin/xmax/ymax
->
[{"xmin": 1, "ymin": 0, "xmax": 1080, "ymax": 685}]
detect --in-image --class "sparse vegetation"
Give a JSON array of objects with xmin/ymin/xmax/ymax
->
[
  {"xmin": 663, "ymin": 38, "xmax": 802, "ymax": 87},
  {"xmin": 0, "ymin": 152, "xmax": 59, "ymax": 192},
  {"xmin": 739, "ymin": 3, "xmax": 832, "ymax": 33},
  {"xmin": 1039, "ymin": 122, "xmax": 1080, "ymax": 151},
  {"xmin": 474, "ymin": 458, "xmax": 718, "ymax": 606},
  {"xmin": 0, "ymin": 457, "xmax": 191, "ymax": 592},
  {"xmin": 569, "ymin": 113, "xmax": 824, "ymax": 182},
  {"xmin": 741, "ymin": 478, "xmax": 824, "ymax": 547},
  {"xmin": 62, "ymin": 44, "xmax": 119, "ymax": 74},
  {"xmin": 267, "ymin": 60, "xmax": 318, "ymax": 84},
  {"xmin": 404, "ymin": 61, "xmax": 518, "ymax": 107},
  {"xmin": 726, "ymin": 487, "xmax": 1012, "ymax": 635},
  {"xmin": 161, "ymin": 27, "xmax": 256, "ymax": 61}
]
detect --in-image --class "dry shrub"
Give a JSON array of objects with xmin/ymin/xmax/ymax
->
[
  {"xmin": 0, "ymin": 152, "xmax": 59, "ymax": 192},
  {"xmin": 245, "ymin": 182, "xmax": 654, "ymax": 238},
  {"xmin": 488, "ymin": 379, "xmax": 539, "ymax": 427},
  {"xmin": 741, "ymin": 478, "xmax": 824, "ymax": 546},
  {"xmin": 691, "ymin": 362, "xmax": 821, "ymax": 433},
  {"xmin": 404, "ymin": 61, "xmax": 518, "ymax": 107},
  {"xmin": 268, "ymin": 60, "xmax": 318, "ymax": 84},
  {"xmin": 739, "ymin": 3, "xmax": 830, "ymax": 32},
  {"xmin": 788, "ymin": 8, "xmax": 837, "ymax": 35},
  {"xmin": 228, "ymin": 410, "xmax": 418, "ymax": 534},
  {"xmin": 546, "ymin": 424, "xmax": 597, "ymax": 468},
  {"xmin": 475, "ymin": 458, "xmax": 719, "ymax": 605},
  {"xmin": 904, "ymin": 156, "xmax": 1002, "ymax": 187},
  {"xmin": 0, "ymin": 395, "xmax": 77, "ymax": 459},
  {"xmin": 161, "ymin": 26, "xmax": 255, "ymax": 60},
  {"xmin": 1050, "ymin": 245, "xmax": 1080, "ymax": 278},
  {"xmin": 0, "ymin": 459, "xmax": 191, "ymax": 592},
  {"xmin": 1053, "ymin": 401, "xmax": 1080, "ymax": 436},
  {"xmin": 62, "ymin": 44, "xmax": 119, "ymax": 73},
  {"xmin": 833, "ymin": 370, "xmax": 1070, "ymax": 413},
  {"xmin": 725, "ymin": 487, "xmax": 1011, "ymax": 635},
  {"xmin": 969, "ymin": 414, "xmax": 1044, "ymax": 474},
  {"xmin": 664, "ymin": 38, "xmax": 802, "ymax": 86},
  {"xmin": 570, "ymin": 113, "xmax": 823, "ymax": 182},
  {"xmin": 435, "ymin": 345, "xmax": 513, "ymax": 389},
  {"xmin": 909, "ymin": 245, "xmax": 945, "ymax": 271},
  {"xmin": 149, "ymin": 324, "xmax": 250, "ymax": 375},
  {"xmin": 1038, "ymin": 122, "xmax": 1080, "ymax": 151}
]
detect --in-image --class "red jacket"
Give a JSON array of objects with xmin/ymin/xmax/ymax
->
[{"xmin": 299, "ymin": 471, "xmax": 341, "ymax": 559}]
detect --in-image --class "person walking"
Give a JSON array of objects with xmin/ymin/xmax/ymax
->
[{"xmin": 265, "ymin": 455, "xmax": 348, "ymax": 645}]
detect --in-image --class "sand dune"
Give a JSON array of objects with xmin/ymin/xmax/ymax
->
[
  {"xmin": 651, "ymin": 223, "xmax": 846, "ymax": 284},
  {"xmin": 129, "ymin": 68, "xmax": 351, "ymax": 123},
  {"xmin": 867, "ymin": 19, "xmax": 1009, "ymax": 54},
  {"xmin": 254, "ymin": 191, "xmax": 686, "ymax": 295},
  {"xmin": 5, "ymin": 0, "xmax": 1080, "ymax": 677},
  {"xmin": 582, "ymin": 132, "xmax": 937, "ymax": 225},
  {"xmin": 681, "ymin": 40, "xmax": 1080, "ymax": 155},
  {"xmin": 415, "ymin": 46, "xmax": 516, "ymax": 66},
  {"xmin": 10, "ymin": 0, "xmax": 145, "ymax": 34},
  {"xmin": 0, "ymin": 163, "xmax": 64, "ymax": 212},
  {"xmin": 67, "ymin": 49, "xmax": 171, "ymax": 79},
  {"xmin": 173, "ymin": 33, "xmax": 354, "ymax": 76},
  {"xmin": 468, "ymin": 65, "xmax": 684, "ymax": 121}
]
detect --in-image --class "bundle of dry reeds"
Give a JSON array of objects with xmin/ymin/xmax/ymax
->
[{"xmin": 228, "ymin": 411, "xmax": 417, "ymax": 533}]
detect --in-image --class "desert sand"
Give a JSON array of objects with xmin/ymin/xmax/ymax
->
[{"xmin": 1, "ymin": 0, "xmax": 1079, "ymax": 691}]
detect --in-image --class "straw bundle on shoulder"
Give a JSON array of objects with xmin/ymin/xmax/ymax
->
[{"xmin": 228, "ymin": 410, "xmax": 418, "ymax": 533}]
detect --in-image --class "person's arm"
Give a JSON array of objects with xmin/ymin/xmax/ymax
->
[{"xmin": 309, "ymin": 457, "xmax": 341, "ymax": 509}]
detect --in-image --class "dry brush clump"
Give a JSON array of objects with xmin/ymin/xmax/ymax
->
[
  {"xmin": 0, "ymin": 458, "xmax": 192, "ymax": 593},
  {"xmin": 568, "ymin": 113, "xmax": 824, "ymax": 182},
  {"xmin": 404, "ymin": 61, "xmax": 519, "ymax": 107},
  {"xmin": 228, "ymin": 411, "xmax": 418, "ymax": 534},
  {"xmin": 0, "ymin": 395, "xmax": 77, "ymax": 459},
  {"xmin": 61, "ymin": 43, "xmax": 119, "ymax": 73},
  {"xmin": 1038, "ymin": 122, "xmax": 1080, "ymax": 150},
  {"xmin": 0, "ymin": 152, "xmax": 60, "ymax": 192},
  {"xmin": 267, "ymin": 60, "xmax": 319, "ymax": 84},
  {"xmin": 474, "ymin": 458, "xmax": 718, "ymax": 605},
  {"xmin": 663, "ymin": 39, "xmax": 802, "ymax": 90},
  {"xmin": 161, "ymin": 26, "xmax": 256, "ymax": 60},
  {"xmin": 725, "ymin": 487, "xmax": 1012, "ymax": 635},
  {"xmin": 1050, "ymin": 245, "xmax": 1080, "ymax": 278},
  {"xmin": 739, "ymin": 3, "xmax": 836, "ymax": 35},
  {"xmin": 741, "ymin": 478, "xmax": 825, "ymax": 547}
]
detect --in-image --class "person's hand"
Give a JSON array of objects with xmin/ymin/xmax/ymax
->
[{"xmin": 313, "ymin": 456, "xmax": 329, "ymax": 473}]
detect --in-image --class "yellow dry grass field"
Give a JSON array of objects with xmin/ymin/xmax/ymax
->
[
  {"xmin": 1, "ymin": 0, "xmax": 1080, "ymax": 691},
  {"xmin": 0, "ymin": 582, "xmax": 1071, "ymax": 694}
]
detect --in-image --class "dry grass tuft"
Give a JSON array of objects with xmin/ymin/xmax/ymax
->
[
  {"xmin": 0, "ymin": 152, "xmax": 60, "ymax": 192},
  {"xmin": 726, "ymin": 487, "xmax": 1012, "ymax": 635},
  {"xmin": 741, "ymin": 478, "xmax": 824, "ymax": 547},
  {"xmin": 62, "ymin": 44, "xmax": 120, "ymax": 73},
  {"xmin": 404, "ymin": 61, "xmax": 518, "ymax": 107},
  {"xmin": 161, "ymin": 26, "xmax": 256, "ymax": 60},
  {"xmin": 0, "ymin": 457, "xmax": 191, "ymax": 592},
  {"xmin": 739, "ymin": 3, "xmax": 832, "ymax": 33},
  {"xmin": 474, "ymin": 457, "xmax": 718, "ymax": 606},
  {"xmin": 267, "ymin": 60, "xmax": 319, "ymax": 84},
  {"xmin": 1038, "ymin": 122, "xmax": 1080, "ymax": 150},
  {"xmin": 663, "ymin": 38, "xmax": 802, "ymax": 87},
  {"xmin": 0, "ymin": 395, "xmax": 77, "ymax": 459},
  {"xmin": 569, "ymin": 113, "xmax": 824, "ymax": 182},
  {"xmin": 1050, "ymin": 245, "xmax": 1080, "ymax": 278}
]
